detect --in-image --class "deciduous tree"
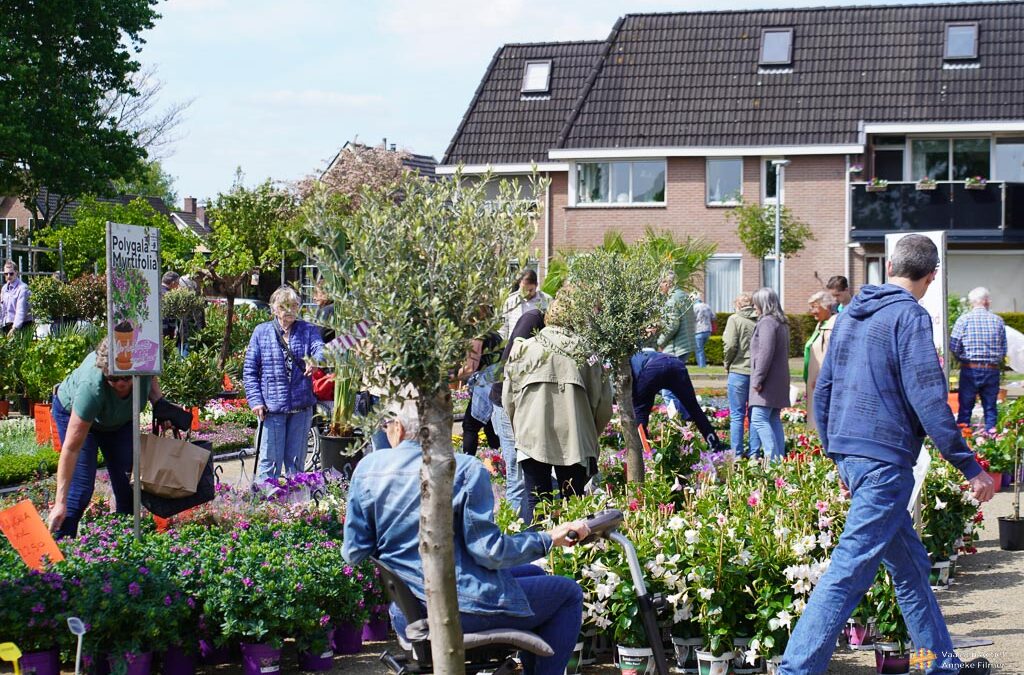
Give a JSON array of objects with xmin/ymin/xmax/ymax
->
[{"xmin": 729, "ymin": 202, "xmax": 814, "ymax": 284}]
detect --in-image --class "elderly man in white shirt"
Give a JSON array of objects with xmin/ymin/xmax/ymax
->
[{"xmin": 499, "ymin": 269, "xmax": 551, "ymax": 339}]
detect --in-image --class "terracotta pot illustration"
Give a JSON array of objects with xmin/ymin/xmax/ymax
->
[{"xmin": 114, "ymin": 321, "xmax": 137, "ymax": 370}]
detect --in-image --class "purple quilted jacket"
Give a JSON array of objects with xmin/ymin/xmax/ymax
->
[{"xmin": 243, "ymin": 320, "xmax": 324, "ymax": 413}]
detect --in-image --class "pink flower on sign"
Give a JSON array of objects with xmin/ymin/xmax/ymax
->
[{"xmin": 747, "ymin": 490, "xmax": 761, "ymax": 507}]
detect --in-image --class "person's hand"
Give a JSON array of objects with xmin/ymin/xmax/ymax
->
[
  {"xmin": 547, "ymin": 520, "xmax": 591, "ymax": 548},
  {"xmin": 839, "ymin": 479, "xmax": 851, "ymax": 500},
  {"xmin": 48, "ymin": 502, "xmax": 66, "ymax": 534},
  {"xmin": 253, "ymin": 405, "xmax": 267, "ymax": 422},
  {"xmin": 969, "ymin": 471, "xmax": 995, "ymax": 503},
  {"xmin": 304, "ymin": 358, "xmax": 316, "ymax": 377},
  {"xmin": 753, "ymin": 384, "xmax": 763, "ymax": 393}
]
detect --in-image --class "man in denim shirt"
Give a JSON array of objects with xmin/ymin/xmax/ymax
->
[{"xmin": 343, "ymin": 400, "xmax": 589, "ymax": 675}]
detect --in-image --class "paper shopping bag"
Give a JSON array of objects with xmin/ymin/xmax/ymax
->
[{"xmin": 139, "ymin": 432, "xmax": 211, "ymax": 498}]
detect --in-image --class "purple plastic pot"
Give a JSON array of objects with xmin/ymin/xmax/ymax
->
[
  {"xmin": 241, "ymin": 643, "xmax": 281, "ymax": 675},
  {"xmin": 162, "ymin": 645, "xmax": 197, "ymax": 675},
  {"xmin": 108, "ymin": 652, "xmax": 152, "ymax": 675},
  {"xmin": 298, "ymin": 647, "xmax": 335, "ymax": 672},
  {"xmin": 362, "ymin": 617, "xmax": 390, "ymax": 642},
  {"xmin": 848, "ymin": 623, "xmax": 872, "ymax": 646},
  {"xmin": 198, "ymin": 641, "xmax": 233, "ymax": 665},
  {"xmin": 332, "ymin": 622, "xmax": 364, "ymax": 655},
  {"xmin": 874, "ymin": 648, "xmax": 910, "ymax": 674},
  {"xmin": 19, "ymin": 649, "xmax": 60, "ymax": 675}
]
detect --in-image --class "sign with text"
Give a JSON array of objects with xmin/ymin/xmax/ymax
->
[
  {"xmin": 0, "ymin": 500, "xmax": 65, "ymax": 570},
  {"xmin": 106, "ymin": 222, "xmax": 162, "ymax": 375}
]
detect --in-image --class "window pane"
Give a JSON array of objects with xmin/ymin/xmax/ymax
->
[
  {"xmin": 522, "ymin": 61, "xmax": 551, "ymax": 92},
  {"xmin": 995, "ymin": 139, "xmax": 1024, "ymax": 182},
  {"xmin": 761, "ymin": 30, "xmax": 792, "ymax": 64},
  {"xmin": 952, "ymin": 138, "xmax": 990, "ymax": 180},
  {"xmin": 866, "ymin": 258, "xmax": 884, "ymax": 286},
  {"xmin": 577, "ymin": 163, "xmax": 608, "ymax": 203},
  {"xmin": 631, "ymin": 161, "xmax": 665, "ymax": 202},
  {"xmin": 707, "ymin": 158, "xmax": 743, "ymax": 204},
  {"xmin": 705, "ymin": 257, "xmax": 741, "ymax": 313},
  {"xmin": 911, "ymin": 139, "xmax": 950, "ymax": 181},
  {"xmin": 945, "ymin": 25, "xmax": 977, "ymax": 59},
  {"xmin": 764, "ymin": 160, "xmax": 778, "ymax": 200},
  {"xmin": 611, "ymin": 163, "xmax": 631, "ymax": 203}
]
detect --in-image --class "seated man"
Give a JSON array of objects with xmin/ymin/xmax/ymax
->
[
  {"xmin": 632, "ymin": 349, "xmax": 726, "ymax": 450},
  {"xmin": 342, "ymin": 400, "xmax": 589, "ymax": 675}
]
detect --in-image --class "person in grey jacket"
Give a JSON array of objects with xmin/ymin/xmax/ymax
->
[
  {"xmin": 722, "ymin": 292, "xmax": 760, "ymax": 456},
  {"xmin": 748, "ymin": 287, "xmax": 790, "ymax": 461},
  {"xmin": 656, "ymin": 270, "xmax": 696, "ymax": 360}
]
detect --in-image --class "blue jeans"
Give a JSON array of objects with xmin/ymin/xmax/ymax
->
[
  {"xmin": 956, "ymin": 366, "xmax": 1000, "ymax": 431},
  {"xmin": 491, "ymin": 404, "xmax": 524, "ymax": 516},
  {"xmin": 257, "ymin": 408, "xmax": 314, "ymax": 481},
  {"xmin": 52, "ymin": 393, "xmax": 135, "ymax": 539},
  {"xmin": 781, "ymin": 456, "xmax": 963, "ymax": 675},
  {"xmin": 694, "ymin": 331, "xmax": 711, "ymax": 368},
  {"xmin": 726, "ymin": 373, "xmax": 761, "ymax": 457},
  {"xmin": 635, "ymin": 356, "xmax": 718, "ymax": 445},
  {"xmin": 391, "ymin": 565, "xmax": 582, "ymax": 675},
  {"xmin": 750, "ymin": 406, "xmax": 784, "ymax": 460}
]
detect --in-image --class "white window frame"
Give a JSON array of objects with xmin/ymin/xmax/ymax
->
[
  {"xmin": 760, "ymin": 157, "xmax": 786, "ymax": 205},
  {"xmin": 865, "ymin": 253, "xmax": 887, "ymax": 287},
  {"xmin": 521, "ymin": 60, "xmax": 552, "ymax": 94},
  {"xmin": 704, "ymin": 254, "xmax": 743, "ymax": 313},
  {"xmin": 761, "ymin": 254, "xmax": 786, "ymax": 306},
  {"xmin": 706, "ymin": 157, "xmax": 744, "ymax": 206},
  {"xmin": 759, "ymin": 28, "xmax": 794, "ymax": 66},
  {"xmin": 0, "ymin": 218, "xmax": 16, "ymax": 239},
  {"xmin": 570, "ymin": 159, "xmax": 667, "ymax": 207},
  {"xmin": 944, "ymin": 22, "xmax": 978, "ymax": 61}
]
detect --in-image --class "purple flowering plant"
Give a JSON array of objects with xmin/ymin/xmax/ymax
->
[{"xmin": 0, "ymin": 567, "xmax": 69, "ymax": 652}]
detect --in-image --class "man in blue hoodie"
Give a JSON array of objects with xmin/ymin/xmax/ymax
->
[{"xmin": 780, "ymin": 235, "xmax": 995, "ymax": 675}]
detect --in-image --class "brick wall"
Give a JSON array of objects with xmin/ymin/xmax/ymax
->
[
  {"xmin": 0, "ymin": 198, "xmax": 35, "ymax": 236},
  {"xmin": 538, "ymin": 155, "xmax": 850, "ymax": 311}
]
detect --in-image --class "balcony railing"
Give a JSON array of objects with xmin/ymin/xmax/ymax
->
[{"xmin": 850, "ymin": 181, "xmax": 1024, "ymax": 242}]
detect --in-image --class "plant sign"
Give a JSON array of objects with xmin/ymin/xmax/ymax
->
[{"xmin": 106, "ymin": 222, "xmax": 162, "ymax": 375}]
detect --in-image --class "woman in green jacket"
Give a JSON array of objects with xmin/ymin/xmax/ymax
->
[{"xmin": 723, "ymin": 293, "xmax": 760, "ymax": 456}]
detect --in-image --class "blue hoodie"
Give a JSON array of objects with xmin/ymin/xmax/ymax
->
[{"xmin": 814, "ymin": 284, "xmax": 982, "ymax": 479}]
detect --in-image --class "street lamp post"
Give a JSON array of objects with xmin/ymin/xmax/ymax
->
[{"xmin": 771, "ymin": 159, "xmax": 791, "ymax": 295}]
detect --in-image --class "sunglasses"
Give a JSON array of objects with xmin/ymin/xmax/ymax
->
[
  {"xmin": 105, "ymin": 375, "xmax": 132, "ymax": 384},
  {"xmin": 2, "ymin": 272, "xmax": 14, "ymax": 277}
]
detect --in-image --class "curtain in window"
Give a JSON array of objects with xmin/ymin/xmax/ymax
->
[
  {"xmin": 762, "ymin": 258, "xmax": 780, "ymax": 295},
  {"xmin": 705, "ymin": 257, "xmax": 741, "ymax": 313},
  {"xmin": 577, "ymin": 163, "xmax": 608, "ymax": 203}
]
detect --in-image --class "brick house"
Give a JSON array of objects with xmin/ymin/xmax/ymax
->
[{"xmin": 439, "ymin": 2, "xmax": 1024, "ymax": 312}]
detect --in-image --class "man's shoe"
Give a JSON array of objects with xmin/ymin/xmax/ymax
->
[{"xmin": 961, "ymin": 657, "xmax": 991, "ymax": 674}]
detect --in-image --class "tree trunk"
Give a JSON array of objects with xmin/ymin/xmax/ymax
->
[
  {"xmin": 219, "ymin": 294, "xmax": 235, "ymax": 371},
  {"xmin": 417, "ymin": 387, "xmax": 465, "ymax": 674},
  {"xmin": 615, "ymin": 359, "xmax": 645, "ymax": 484}
]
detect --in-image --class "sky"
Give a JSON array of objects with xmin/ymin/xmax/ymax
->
[{"xmin": 140, "ymin": 0, "xmax": 968, "ymax": 203}]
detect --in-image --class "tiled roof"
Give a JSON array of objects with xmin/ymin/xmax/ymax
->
[
  {"xmin": 442, "ymin": 40, "xmax": 605, "ymax": 165},
  {"xmin": 444, "ymin": 2, "xmax": 1024, "ymax": 162},
  {"xmin": 37, "ymin": 189, "xmax": 172, "ymax": 226},
  {"xmin": 171, "ymin": 211, "xmax": 212, "ymax": 237},
  {"xmin": 401, "ymin": 152, "xmax": 439, "ymax": 180}
]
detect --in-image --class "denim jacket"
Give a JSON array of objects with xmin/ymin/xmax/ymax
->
[{"xmin": 343, "ymin": 439, "xmax": 551, "ymax": 617}]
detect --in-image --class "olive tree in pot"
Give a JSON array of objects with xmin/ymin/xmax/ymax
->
[
  {"xmin": 294, "ymin": 171, "xmax": 540, "ymax": 674},
  {"xmin": 159, "ymin": 345, "xmax": 223, "ymax": 431}
]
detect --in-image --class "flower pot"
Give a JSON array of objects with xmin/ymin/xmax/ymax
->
[
  {"xmin": 986, "ymin": 471, "xmax": 1003, "ymax": 492},
  {"xmin": 297, "ymin": 646, "xmax": 334, "ymax": 672},
  {"xmin": 865, "ymin": 184, "xmax": 888, "ymax": 192},
  {"xmin": 873, "ymin": 644, "xmax": 910, "ymax": 674},
  {"xmin": 731, "ymin": 637, "xmax": 760, "ymax": 674},
  {"xmin": 331, "ymin": 622, "xmax": 363, "ymax": 655},
  {"xmin": 191, "ymin": 407, "xmax": 201, "ymax": 431},
  {"xmin": 0, "ymin": 399, "xmax": 9, "ymax": 419},
  {"xmin": 965, "ymin": 183, "xmax": 986, "ymax": 190},
  {"xmin": 929, "ymin": 560, "xmax": 951, "ymax": 589},
  {"xmin": 198, "ymin": 641, "xmax": 233, "ymax": 665},
  {"xmin": 915, "ymin": 182, "xmax": 937, "ymax": 191},
  {"xmin": 87, "ymin": 654, "xmax": 110, "ymax": 675},
  {"xmin": 162, "ymin": 645, "xmax": 196, "ymax": 675},
  {"xmin": 998, "ymin": 516, "xmax": 1024, "ymax": 551},
  {"xmin": 694, "ymin": 649, "xmax": 736, "ymax": 675},
  {"xmin": 240, "ymin": 643, "xmax": 281, "ymax": 675},
  {"xmin": 108, "ymin": 651, "xmax": 152, "ymax": 675},
  {"xmin": 617, "ymin": 645, "xmax": 656, "ymax": 675},
  {"xmin": 362, "ymin": 616, "xmax": 390, "ymax": 642},
  {"xmin": 114, "ymin": 325, "xmax": 136, "ymax": 370},
  {"xmin": 847, "ymin": 621, "xmax": 873, "ymax": 646},
  {"xmin": 671, "ymin": 636, "xmax": 703, "ymax": 672},
  {"xmin": 318, "ymin": 432, "xmax": 363, "ymax": 480},
  {"xmin": 564, "ymin": 641, "xmax": 584, "ymax": 675},
  {"xmin": 19, "ymin": 649, "xmax": 60, "ymax": 675}
]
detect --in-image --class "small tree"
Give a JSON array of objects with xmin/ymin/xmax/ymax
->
[
  {"xmin": 295, "ymin": 170, "xmax": 540, "ymax": 674},
  {"xmin": 558, "ymin": 246, "xmax": 666, "ymax": 484},
  {"xmin": 729, "ymin": 201, "xmax": 814, "ymax": 284},
  {"xmin": 190, "ymin": 171, "xmax": 295, "ymax": 368}
]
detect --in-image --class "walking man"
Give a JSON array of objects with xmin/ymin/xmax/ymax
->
[
  {"xmin": 781, "ymin": 235, "xmax": 994, "ymax": 675},
  {"xmin": 1, "ymin": 260, "xmax": 33, "ymax": 337},
  {"xmin": 950, "ymin": 287, "xmax": 1006, "ymax": 431}
]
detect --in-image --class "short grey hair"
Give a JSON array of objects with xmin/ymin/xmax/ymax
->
[
  {"xmin": 393, "ymin": 399, "xmax": 420, "ymax": 438},
  {"xmin": 967, "ymin": 287, "xmax": 990, "ymax": 306},
  {"xmin": 808, "ymin": 290, "xmax": 835, "ymax": 311},
  {"xmin": 3, "ymin": 259, "xmax": 16, "ymax": 272},
  {"xmin": 752, "ymin": 287, "xmax": 787, "ymax": 323},
  {"xmin": 734, "ymin": 292, "xmax": 752, "ymax": 309},
  {"xmin": 889, "ymin": 235, "xmax": 939, "ymax": 282},
  {"xmin": 269, "ymin": 286, "xmax": 301, "ymax": 309},
  {"xmin": 162, "ymin": 271, "xmax": 180, "ymax": 286}
]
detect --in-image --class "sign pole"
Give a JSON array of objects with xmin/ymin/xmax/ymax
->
[{"xmin": 132, "ymin": 376, "xmax": 141, "ymax": 541}]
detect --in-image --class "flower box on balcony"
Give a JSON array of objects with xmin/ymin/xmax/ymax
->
[
  {"xmin": 916, "ymin": 180, "xmax": 937, "ymax": 191},
  {"xmin": 964, "ymin": 177, "xmax": 987, "ymax": 190},
  {"xmin": 866, "ymin": 184, "xmax": 888, "ymax": 193}
]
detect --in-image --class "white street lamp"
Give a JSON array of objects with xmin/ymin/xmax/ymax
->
[{"xmin": 771, "ymin": 159, "xmax": 791, "ymax": 295}]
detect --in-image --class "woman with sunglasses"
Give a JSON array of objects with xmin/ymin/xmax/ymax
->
[
  {"xmin": 1, "ymin": 259, "xmax": 33, "ymax": 337},
  {"xmin": 48, "ymin": 338, "xmax": 169, "ymax": 538}
]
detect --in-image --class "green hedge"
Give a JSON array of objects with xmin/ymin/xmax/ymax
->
[
  {"xmin": 1000, "ymin": 312, "xmax": 1024, "ymax": 334},
  {"xmin": 706, "ymin": 313, "xmax": 815, "ymax": 360},
  {"xmin": 0, "ymin": 447, "xmax": 59, "ymax": 487}
]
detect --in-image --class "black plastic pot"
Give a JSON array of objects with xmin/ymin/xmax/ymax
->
[
  {"xmin": 998, "ymin": 517, "xmax": 1024, "ymax": 551},
  {"xmin": 318, "ymin": 431, "xmax": 363, "ymax": 480}
]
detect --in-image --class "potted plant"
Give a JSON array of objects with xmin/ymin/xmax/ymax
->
[
  {"xmin": 110, "ymin": 266, "xmax": 151, "ymax": 371},
  {"xmin": 316, "ymin": 347, "xmax": 363, "ymax": 477},
  {"xmin": 848, "ymin": 163, "xmax": 864, "ymax": 175},
  {"xmin": 159, "ymin": 345, "xmax": 222, "ymax": 430},
  {"xmin": 20, "ymin": 328, "xmax": 96, "ymax": 449},
  {"xmin": 0, "ymin": 570, "xmax": 69, "ymax": 675},
  {"xmin": 998, "ymin": 407, "xmax": 1024, "ymax": 550},
  {"xmin": 865, "ymin": 177, "xmax": 889, "ymax": 192},
  {"xmin": 915, "ymin": 176, "xmax": 937, "ymax": 191},
  {"xmin": 28, "ymin": 275, "xmax": 75, "ymax": 329},
  {"xmin": 964, "ymin": 175, "xmax": 987, "ymax": 190},
  {"xmin": 867, "ymin": 573, "xmax": 910, "ymax": 675}
]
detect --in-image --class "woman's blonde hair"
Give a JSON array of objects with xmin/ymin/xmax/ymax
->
[
  {"xmin": 94, "ymin": 338, "xmax": 111, "ymax": 375},
  {"xmin": 544, "ymin": 286, "xmax": 575, "ymax": 329},
  {"xmin": 734, "ymin": 292, "xmax": 753, "ymax": 310}
]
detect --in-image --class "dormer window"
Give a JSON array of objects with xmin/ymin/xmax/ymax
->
[
  {"xmin": 521, "ymin": 60, "xmax": 552, "ymax": 94},
  {"xmin": 759, "ymin": 28, "xmax": 793, "ymax": 66},
  {"xmin": 944, "ymin": 22, "xmax": 978, "ymax": 60}
]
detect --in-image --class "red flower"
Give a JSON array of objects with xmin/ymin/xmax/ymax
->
[{"xmin": 628, "ymin": 499, "xmax": 640, "ymax": 512}]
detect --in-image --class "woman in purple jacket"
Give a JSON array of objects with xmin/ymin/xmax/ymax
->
[
  {"xmin": 749, "ymin": 287, "xmax": 791, "ymax": 461},
  {"xmin": 244, "ymin": 286, "xmax": 324, "ymax": 480}
]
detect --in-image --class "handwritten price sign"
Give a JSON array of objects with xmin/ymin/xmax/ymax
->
[{"xmin": 0, "ymin": 500, "xmax": 64, "ymax": 570}]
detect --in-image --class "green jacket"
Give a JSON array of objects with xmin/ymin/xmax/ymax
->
[
  {"xmin": 723, "ymin": 306, "xmax": 758, "ymax": 375},
  {"xmin": 657, "ymin": 288, "xmax": 696, "ymax": 357},
  {"xmin": 502, "ymin": 326, "xmax": 613, "ymax": 469}
]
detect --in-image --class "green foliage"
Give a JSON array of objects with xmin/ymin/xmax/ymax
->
[
  {"xmin": 998, "ymin": 312, "xmax": 1024, "ymax": 335},
  {"xmin": 20, "ymin": 327, "xmax": 97, "ymax": 401},
  {"xmin": 111, "ymin": 160, "xmax": 178, "ymax": 208},
  {"xmin": 728, "ymin": 201, "xmax": 815, "ymax": 278},
  {"xmin": 0, "ymin": 418, "xmax": 38, "ymax": 458},
  {"xmin": 160, "ymin": 345, "xmax": 222, "ymax": 409},
  {"xmin": 864, "ymin": 570, "xmax": 910, "ymax": 650},
  {"xmin": 948, "ymin": 295, "xmax": 970, "ymax": 335},
  {"xmin": 69, "ymin": 273, "xmax": 108, "ymax": 321},
  {"xmin": 28, "ymin": 276, "xmax": 75, "ymax": 322},
  {"xmin": 188, "ymin": 303, "xmax": 268, "ymax": 359},
  {"xmin": 0, "ymin": 555, "xmax": 69, "ymax": 651},
  {"xmin": 0, "ymin": 331, "xmax": 32, "ymax": 398},
  {"xmin": 0, "ymin": 1, "xmax": 158, "ymax": 224},
  {"xmin": 38, "ymin": 196, "xmax": 199, "ymax": 278},
  {"xmin": 162, "ymin": 287, "xmax": 206, "ymax": 322},
  {"xmin": 540, "ymin": 257, "xmax": 568, "ymax": 297}
]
